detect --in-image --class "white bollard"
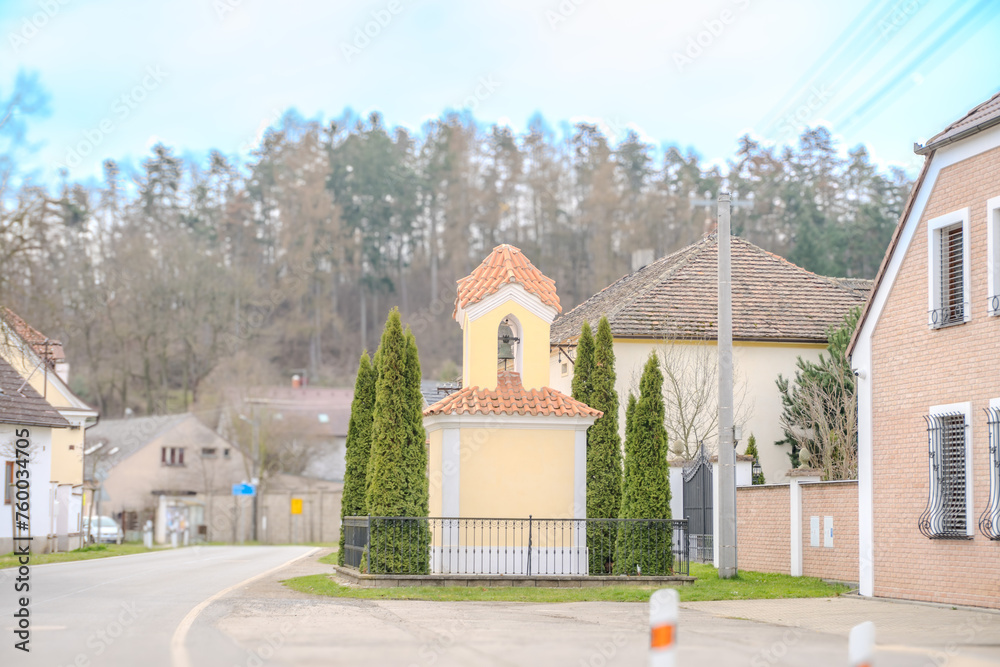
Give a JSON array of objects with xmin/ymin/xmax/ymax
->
[
  {"xmin": 649, "ymin": 588, "xmax": 679, "ymax": 667},
  {"xmin": 848, "ymin": 621, "xmax": 875, "ymax": 667}
]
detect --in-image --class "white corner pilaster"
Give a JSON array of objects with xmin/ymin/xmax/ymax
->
[
  {"xmin": 712, "ymin": 462, "xmax": 720, "ymax": 568},
  {"xmin": 442, "ymin": 428, "xmax": 461, "ymax": 518},
  {"xmin": 573, "ymin": 429, "xmax": 587, "ymax": 520},
  {"xmin": 790, "ymin": 478, "xmax": 803, "ymax": 576},
  {"xmin": 789, "ymin": 473, "xmax": 820, "ymax": 576}
]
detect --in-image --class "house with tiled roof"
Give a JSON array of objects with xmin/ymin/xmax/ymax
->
[
  {"xmin": 423, "ymin": 245, "xmax": 600, "ymax": 572},
  {"xmin": 848, "ymin": 90, "xmax": 1000, "ymax": 608},
  {"xmin": 220, "ymin": 383, "xmax": 353, "ymax": 481},
  {"xmin": 0, "ymin": 355, "xmax": 70, "ymax": 554},
  {"xmin": 0, "ymin": 309, "xmax": 98, "ymax": 551},
  {"xmin": 549, "ymin": 233, "xmax": 871, "ymax": 484}
]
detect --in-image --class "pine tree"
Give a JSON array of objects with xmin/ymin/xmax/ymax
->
[
  {"xmin": 365, "ymin": 309, "xmax": 430, "ymax": 573},
  {"xmin": 775, "ymin": 307, "xmax": 860, "ymax": 478},
  {"xmin": 615, "ymin": 353, "xmax": 673, "ymax": 575},
  {"xmin": 744, "ymin": 433, "xmax": 765, "ymax": 485},
  {"xmin": 571, "ymin": 321, "xmax": 595, "ymax": 405},
  {"xmin": 338, "ymin": 351, "xmax": 376, "ymax": 565},
  {"xmin": 586, "ymin": 316, "xmax": 623, "ymax": 573}
]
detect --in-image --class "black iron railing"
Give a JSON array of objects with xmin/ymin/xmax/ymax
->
[
  {"xmin": 342, "ymin": 516, "xmax": 370, "ymax": 569},
  {"xmin": 980, "ymin": 407, "xmax": 1000, "ymax": 540},
  {"xmin": 929, "ymin": 303, "xmax": 967, "ymax": 328},
  {"xmin": 919, "ymin": 412, "xmax": 972, "ymax": 539},
  {"xmin": 342, "ymin": 516, "xmax": 689, "ymax": 576}
]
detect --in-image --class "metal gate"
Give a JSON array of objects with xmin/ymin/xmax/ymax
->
[{"xmin": 683, "ymin": 444, "xmax": 713, "ymax": 562}]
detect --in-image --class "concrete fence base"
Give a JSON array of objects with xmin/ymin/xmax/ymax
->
[{"xmin": 331, "ymin": 565, "xmax": 695, "ymax": 588}]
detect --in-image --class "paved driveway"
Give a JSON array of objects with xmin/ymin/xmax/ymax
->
[{"xmin": 213, "ymin": 552, "xmax": 1000, "ymax": 666}]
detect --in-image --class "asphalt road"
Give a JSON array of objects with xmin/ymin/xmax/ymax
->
[
  {"xmin": 0, "ymin": 545, "xmax": 316, "ymax": 667},
  {"xmin": 2, "ymin": 546, "xmax": 998, "ymax": 666}
]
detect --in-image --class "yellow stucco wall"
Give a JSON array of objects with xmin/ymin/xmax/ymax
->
[
  {"xmin": 457, "ymin": 427, "xmax": 575, "ymax": 518},
  {"xmin": 462, "ymin": 300, "xmax": 552, "ymax": 391},
  {"xmin": 50, "ymin": 427, "xmax": 84, "ymax": 485},
  {"xmin": 0, "ymin": 345, "xmax": 85, "ymax": 485}
]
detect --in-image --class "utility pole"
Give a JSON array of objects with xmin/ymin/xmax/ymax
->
[
  {"xmin": 239, "ymin": 413, "xmax": 261, "ymax": 542},
  {"xmin": 717, "ymin": 192, "xmax": 738, "ymax": 579},
  {"xmin": 251, "ymin": 418, "xmax": 259, "ymax": 542}
]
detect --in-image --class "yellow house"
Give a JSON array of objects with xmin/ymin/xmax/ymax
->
[
  {"xmin": 423, "ymin": 245, "xmax": 601, "ymax": 573},
  {"xmin": 1, "ymin": 309, "xmax": 98, "ymax": 551}
]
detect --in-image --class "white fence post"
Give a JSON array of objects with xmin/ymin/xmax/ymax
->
[
  {"xmin": 649, "ymin": 588, "xmax": 678, "ymax": 666},
  {"xmin": 848, "ymin": 621, "xmax": 875, "ymax": 666}
]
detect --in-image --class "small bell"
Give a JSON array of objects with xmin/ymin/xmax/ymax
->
[{"xmin": 498, "ymin": 321, "xmax": 516, "ymax": 361}]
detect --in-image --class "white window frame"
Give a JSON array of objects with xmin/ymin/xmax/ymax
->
[
  {"xmin": 926, "ymin": 401, "xmax": 974, "ymax": 537},
  {"xmin": 927, "ymin": 208, "xmax": 971, "ymax": 328},
  {"xmin": 987, "ymin": 196, "xmax": 1000, "ymax": 315},
  {"xmin": 984, "ymin": 398, "xmax": 1000, "ymax": 539}
]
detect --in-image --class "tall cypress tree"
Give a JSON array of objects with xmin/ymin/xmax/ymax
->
[
  {"xmin": 338, "ymin": 351, "xmax": 376, "ymax": 565},
  {"xmin": 615, "ymin": 353, "xmax": 673, "ymax": 575},
  {"xmin": 365, "ymin": 309, "xmax": 430, "ymax": 573},
  {"xmin": 404, "ymin": 328, "xmax": 429, "ymax": 518},
  {"xmin": 586, "ymin": 316, "xmax": 623, "ymax": 573},
  {"xmin": 572, "ymin": 321, "xmax": 595, "ymax": 405}
]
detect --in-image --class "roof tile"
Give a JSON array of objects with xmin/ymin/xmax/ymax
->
[
  {"xmin": 0, "ymin": 355, "xmax": 70, "ymax": 428},
  {"xmin": 3, "ymin": 308, "xmax": 65, "ymax": 366},
  {"xmin": 551, "ymin": 234, "xmax": 870, "ymax": 344},
  {"xmin": 455, "ymin": 244, "xmax": 561, "ymax": 317},
  {"xmin": 424, "ymin": 371, "xmax": 601, "ymax": 418}
]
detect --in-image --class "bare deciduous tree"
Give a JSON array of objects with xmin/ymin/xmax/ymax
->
[
  {"xmin": 645, "ymin": 338, "xmax": 753, "ymax": 461},
  {"xmin": 781, "ymin": 358, "xmax": 858, "ymax": 480}
]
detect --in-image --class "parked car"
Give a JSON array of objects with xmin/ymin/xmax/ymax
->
[{"xmin": 82, "ymin": 516, "xmax": 123, "ymax": 545}]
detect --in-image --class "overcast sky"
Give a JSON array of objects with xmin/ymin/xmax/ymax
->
[{"xmin": 2, "ymin": 0, "xmax": 998, "ymax": 186}]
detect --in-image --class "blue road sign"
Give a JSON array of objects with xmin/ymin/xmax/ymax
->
[{"xmin": 232, "ymin": 483, "xmax": 256, "ymax": 496}]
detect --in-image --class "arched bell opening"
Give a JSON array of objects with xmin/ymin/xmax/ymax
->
[{"xmin": 497, "ymin": 314, "xmax": 523, "ymax": 376}]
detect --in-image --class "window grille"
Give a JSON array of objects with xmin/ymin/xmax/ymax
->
[
  {"xmin": 931, "ymin": 225, "xmax": 966, "ymax": 327},
  {"xmin": 980, "ymin": 407, "xmax": 1000, "ymax": 540},
  {"xmin": 919, "ymin": 412, "xmax": 970, "ymax": 539}
]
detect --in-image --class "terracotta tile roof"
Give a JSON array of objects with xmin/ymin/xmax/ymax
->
[
  {"xmin": 0, "ymin": 355, "xmax": 70, "ymax": 428},
  {"xmin": 2, "ymin": 308, "xmax": 65, "ymax": 367},
  {"xmin": 423, "ymin": 371, "xmax": 601, "ymax": 418},
  {"xmin": 551, "ymin": 234, "xmax": 870, "ymax": 344},
  {"xmin": 227, "ymin": 386, "xmax": 353, "ymax": 436},
  {"xmin": 917, "ymin": 90, "xmax": 1000, "ymax": 155},
  {"xmin": 455, "ymin": 244, "xmax": 561, "ymax": 317}
]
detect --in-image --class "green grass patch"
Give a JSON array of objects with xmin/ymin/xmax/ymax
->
[
  {"xmin": 281, "ymin": 562, "xmax": 848, "ymax": 603},
  {"xmin": 318, "ymin": 551, "xmax": 339, "ymax": 565},
  {"xmin": 0, "ymin": 543, "xmax": 156, "ymax": 569}
]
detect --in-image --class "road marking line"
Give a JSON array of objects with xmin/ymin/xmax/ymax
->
[{"xmin": 170, "ymin": 547, "xmax": 319, "ymax": 667}]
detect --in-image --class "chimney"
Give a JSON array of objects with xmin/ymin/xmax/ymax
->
[{"xmin": 631, "ymin": 249, "xmax": 654, "ymax": 272}]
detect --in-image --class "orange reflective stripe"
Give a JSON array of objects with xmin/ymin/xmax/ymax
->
[{"xmin": 650, "ymin": 623, "xmax": 674, "ymax": 648}]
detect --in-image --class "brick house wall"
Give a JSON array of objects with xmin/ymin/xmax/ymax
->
[
  {"xmin": 869, "ymin": 144, "xmax": 1000, "ymax": 608},
  {"xmin": 736, "ymin": 485, "xmax": 790, "ymax": 574},
  {"xmin": 801, "ymin": 481, "xmax": 859, "ymax": 583}
]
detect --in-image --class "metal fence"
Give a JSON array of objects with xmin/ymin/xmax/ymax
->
[{"xmin": 343, "ymin": 516, "xmax": 689, "ymax": 576}]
